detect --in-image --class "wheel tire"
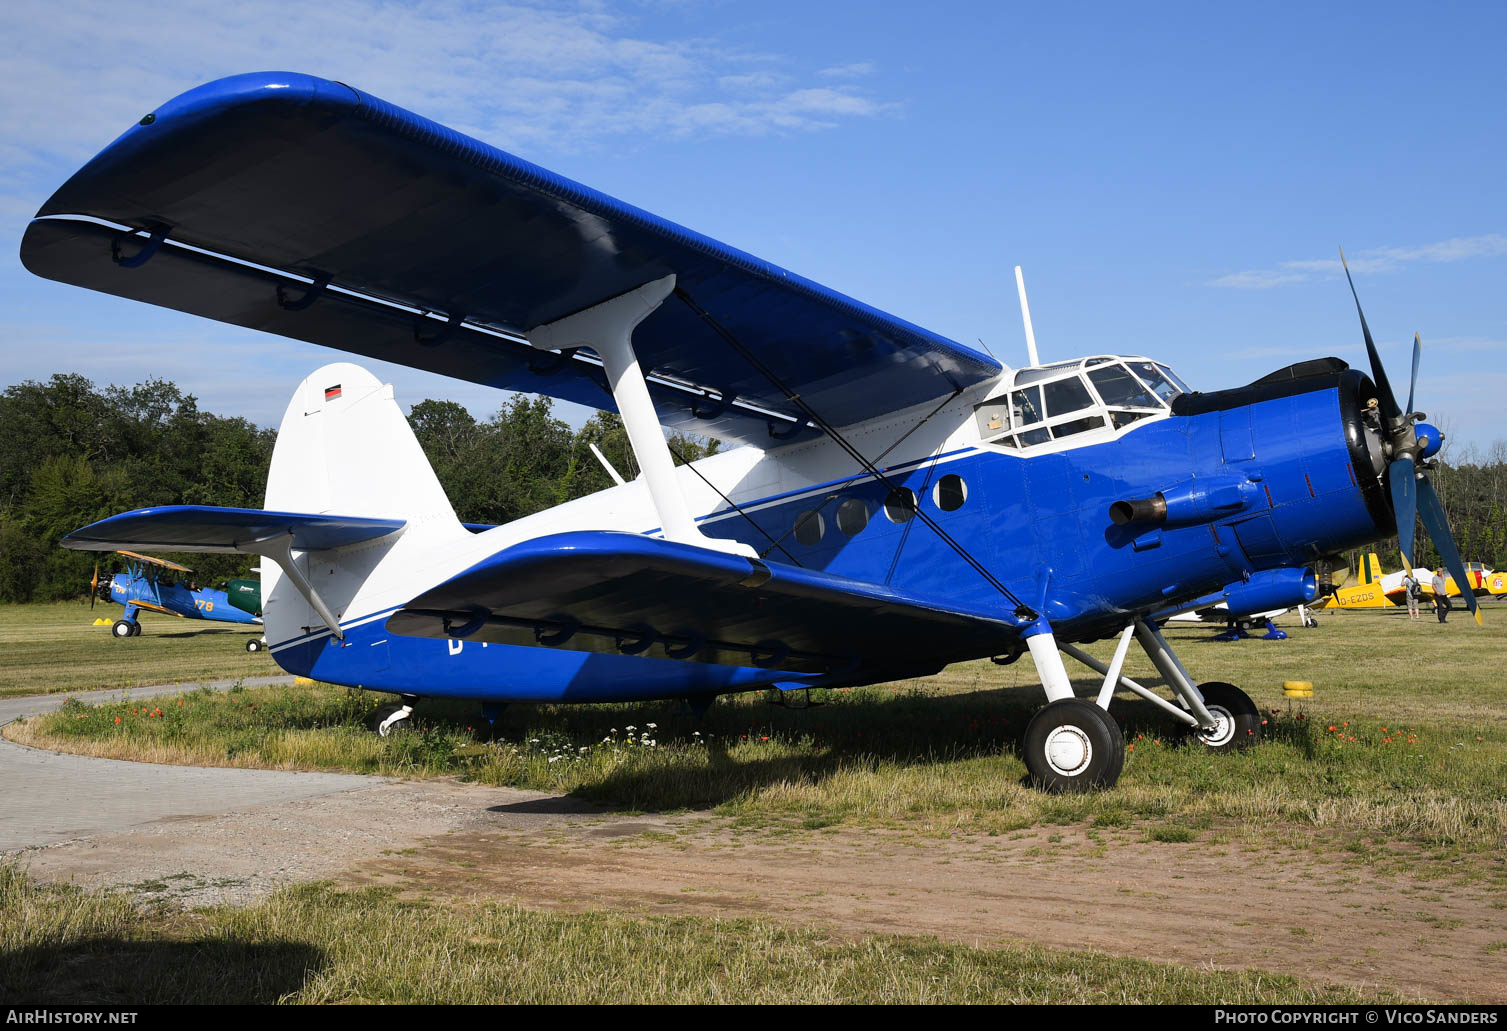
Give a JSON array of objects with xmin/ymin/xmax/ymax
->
[
  {"xmin": 1023, "ymin": 699, "xmax": 1125, "ymax": 793},
  {"xmin": 112, "ymin": 619, "xmax": 134, "ymax": 639},
  {"xmin": 1189, "ymin": 682, "xmax": 1261, "ymax": 751},
  {"xmin": 1304, "ymin": 617, "xmax": 1319, "ymax": 629},
  {"xmin": 372, "ymin": 703, "xmax": 412, "ymax": 737},
  {"xmin": 245, "ymin": 638, "xmax": 263, "ymax": 653},
  {"xmin": 128, "ymin": 622, "xmax": 141, "ymax": 637}
]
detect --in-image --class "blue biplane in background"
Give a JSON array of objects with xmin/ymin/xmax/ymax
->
[
  {"xmin": 93, "ymin": 550, "xmax": 260, "ymax": 642},
  {"xmin": 26, "ymin": 72, "xmax": 1482, "ymax": 792}
]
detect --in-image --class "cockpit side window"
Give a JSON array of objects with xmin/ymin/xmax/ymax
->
[
  {"xmin": 1041, "ymin": 376, "xmax": 1093, "ymax": 417},
  {"xmin": 1011, "ymin": 385, "xmax": 1044, "ymax": 426},
  {"xmin": 1050, "ymin": 414, "xmax": 1106, "ymax": 439},
  {"xmin": 1088, "ymin": 365, "xmax": 1161, "ymax": 410},
  {"xmin": 1156, "ymin": 364, "xmax": 1191, "ymax": 394},
  {"xmin": 1127, "ymin": 361, "xmax": 1182, "ymax": 404}
]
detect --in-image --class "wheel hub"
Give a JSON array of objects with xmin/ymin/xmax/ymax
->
[
  {"xmin": 1198, "ymin": 704, "xmax": 1235, "ymax": 747},
  {"xmin": 1043, "ymin": 724, "xmax": 1093, "ymax": 776}
]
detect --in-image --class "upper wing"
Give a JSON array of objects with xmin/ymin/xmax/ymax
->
[
  {"xmin": 115, "ymin": 550, "xmax": 193, "ymax": 573},
  {"xmin": 64, "ymin": 505, "xmax": 404, "ymax": 553},
  {"xmin": 386, "ymin": 530, "xmax": 1027, "ymax": 676},
  {"xmin": 22, "ymin": 72, "xmax": 1001, "ymax": 448}
]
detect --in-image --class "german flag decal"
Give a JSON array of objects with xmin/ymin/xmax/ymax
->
[{"xmin": 325, "ymin": 384, "xmax": 342, "ymax": 401}]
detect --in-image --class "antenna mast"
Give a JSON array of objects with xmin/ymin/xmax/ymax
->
[{"xmin": 1014, "ymin": 265, "xmax": 1041, "ymax": 367}]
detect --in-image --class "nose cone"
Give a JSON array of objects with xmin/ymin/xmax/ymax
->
[{"xmin": 1415, "ymin": 422, "xmax": 1444, "ymax": 460}]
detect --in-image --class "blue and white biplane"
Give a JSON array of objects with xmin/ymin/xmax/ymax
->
[
  {"xmin": 91, "ymin": 550, "xmax": 260, "ymax": 639},
  {"xmin": 24, "ymin": 72, "xmax": 1479, "ymax": 791}
]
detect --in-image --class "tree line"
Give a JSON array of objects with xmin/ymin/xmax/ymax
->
[
  {"xmin": 0, "ymin": 374, "xmax": 714, "ymax": 603},
  {"xmin": 1, "ymin": 372, "xmax": 1502, "ymax": 603}
]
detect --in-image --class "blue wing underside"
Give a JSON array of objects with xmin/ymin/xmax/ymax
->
[
  {"xmin": 386, "ymin": 532, "xmax": 1026, "ymax": 677},
  {"xmin": 21, "ymin": 72, "xmax": 1000, "ymax": 448}
]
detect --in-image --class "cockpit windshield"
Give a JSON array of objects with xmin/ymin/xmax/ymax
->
[{"xmin": 972, "ymin": 355, "xmax": 1189, "ymax": 450}]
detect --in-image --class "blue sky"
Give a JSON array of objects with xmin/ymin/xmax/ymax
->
[{"xmin": 2, "ymin": 0, "xmax": 1503, "ymax": 454}]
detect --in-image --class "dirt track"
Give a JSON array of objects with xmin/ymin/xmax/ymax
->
[{"xmin": 12, "ymin": 762, "xmax": 1506, "ymax": 1001}]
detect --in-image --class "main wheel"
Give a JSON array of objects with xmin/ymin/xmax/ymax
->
[
  {"xmin": 1189, "ymin": 682, "xmax": 1261, "ymax": 751},
  {"xmin": 372, "ymin": 703, "xmax": 412, "ymax": 737},
  {"xmin": 1023, "ymin": 699, "xmax": 1125, "ymax": 793},
  {"xmin": 245, "ymin": 638, "xmax": 263, "ymax": 653},
  {"xmin": 112, "ymin": 619, "xmax": 135, "ymax": 639}
]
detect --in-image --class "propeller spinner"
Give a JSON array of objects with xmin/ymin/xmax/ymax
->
[{"xmin": 1340, "ymin": 249, "xmax": 1480, "ymax": 626}]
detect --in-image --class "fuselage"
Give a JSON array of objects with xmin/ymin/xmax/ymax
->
[{"xmin": 267, "ymin": 356, "xmax": 1393, "ymax": 704}]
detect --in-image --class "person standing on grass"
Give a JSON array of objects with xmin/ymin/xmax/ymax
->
[
  {"xmin": 1403, "ymin": 569, "xmax": 1421, "ymax": 621},
  {"xmin": 1432, "ymin": 568, "xmax": 1450, "ymax": 624}
]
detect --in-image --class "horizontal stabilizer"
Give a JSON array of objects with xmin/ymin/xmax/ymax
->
[
  {"xmin": 63, "ymin": 505, "xmax": 405, "ymax": 553},
  {"xmin": 386, "ymin": 531, "xmax": 1026, "ymax": 676}
]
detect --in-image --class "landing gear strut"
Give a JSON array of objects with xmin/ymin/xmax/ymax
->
[{"xmin": 1023, "ymin": 617, "xmax": 1260, "ymax": 791}]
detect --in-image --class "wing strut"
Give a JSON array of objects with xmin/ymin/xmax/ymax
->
[
  {"xmin": 244, "ymin": 532, "xmax": 347, "ymax": 640},
  {"xmin": 528, "ymin": 276, "xmax": 755, "ymax": 559}
]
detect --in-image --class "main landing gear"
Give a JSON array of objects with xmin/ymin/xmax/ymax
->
[
  {"xmin": 246, "ymin": 636, "xmax": 266, "ymax": 653},
  {"xmin": 112, "ymin": 619, "xmax": 140, "ymax": 638},
  {"xmin": 1022, "ymin": 618, "xmax": 1260, "ymax": 792},
  {"xmin": 372, "ymin": 696, "xmax": 418, "ymax": 737},
  {"xmin": 1023, "ymin": 698, "xmax": 1124, "ymax": 792}
]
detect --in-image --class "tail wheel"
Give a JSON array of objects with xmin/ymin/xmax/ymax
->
[
  {"xmin": 1190, "ymin": 682, "xmax": 1261, "ymax": 751},
  {"xmin": 372, "ymin": 703, "xmax": 414, "ymax": 737},
  {"xmin": 245, "ymin": 638, "xmax": 263, "ymax": 653},
  {"xmin": 1023, "ymin": 699, "xmax": 1125, "ymax": 793},
  {"xmin": 112, "ymin": 619, "xmax": 135, "ymax": 639}
]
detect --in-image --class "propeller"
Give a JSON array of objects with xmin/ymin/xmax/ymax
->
[
  {"xmin": 89, "ymin": 563, "xmax": 98, "ymax": 610},
  {"xmin": 1340, "ymin": 249, "xmax": 1480, "ymax": 626}
]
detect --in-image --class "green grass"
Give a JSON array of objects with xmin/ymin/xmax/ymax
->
[
  {"xmin": 0, "ymin": 601, "xmax": 266, "ymax": 698},
  {"xmin": 12, "ymin": 606, "xmax": 1507, "ymax": 868},
  {"xmin": 0, "ymin": 866, "xmax": 1407, "ymax": 1004}
]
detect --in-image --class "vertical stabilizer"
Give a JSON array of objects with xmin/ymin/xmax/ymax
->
[
  {"xmin": 262, "ymin": 363, "xmax": 465, "ymax": 646},
  {"xmin": 266, "ymin": 363, "xmax": 458, "ymax": 526}
]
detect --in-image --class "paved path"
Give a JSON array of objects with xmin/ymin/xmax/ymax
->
[{"xmin": 0, "ymin": 677, "xmax": 379, "ymax": 853}]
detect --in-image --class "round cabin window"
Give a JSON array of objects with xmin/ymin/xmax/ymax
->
[
  {"xmin": 836, "ymin": 498, "xmax": 870, "ymax": 536},
  {"xmin": 933, "ymin": 474, "xmax": 967, "ymax": 512},
  {"xmin": 883, "ymin": 488, "xmax": 917, "ymax": 523},
  {"xmin": 793, "ymin": 510, "xmax": 825, "ymax": 546}
]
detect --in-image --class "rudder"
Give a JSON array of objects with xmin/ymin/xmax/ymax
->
[{"xmin": 266, "ymin": 363, "xmax": 459, "ymax": 530}]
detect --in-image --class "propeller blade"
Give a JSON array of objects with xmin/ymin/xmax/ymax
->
[
  {"xmin": 1416, "ymin": 476, "xmax": 1482, "ymax": 626},
  {"xmin": 1406, "ymin": 332, "xmax": 1421, "ymax": 418},
  {"xmin": 1339, "ymin": 247, "xmax": 1401, "ymax": 422},
  {"xmin": 90, "ymin": 563, "xmax": 98, "ymax": 610},
  {"xmin": 1388, "ymin": 457, "xmax": 1417, "ymax": 565}
]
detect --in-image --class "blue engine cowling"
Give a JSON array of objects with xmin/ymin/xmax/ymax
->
[{"xmin": 1221, "ymin": 567, "xmax": 1318, "ymax": 614}]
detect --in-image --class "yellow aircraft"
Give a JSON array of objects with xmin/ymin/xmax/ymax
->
[
  {"xmin": 1312, "ymin": 553, "xmax": 1397, "ymax": 610},
  {"xmin": 1311, "ymin": 553, "xmax": 1503, "ymax": 612}
]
